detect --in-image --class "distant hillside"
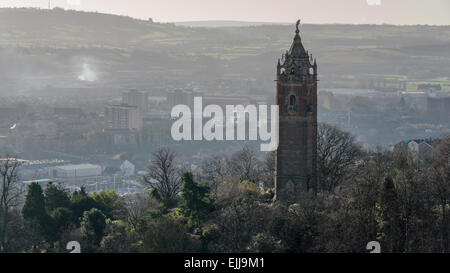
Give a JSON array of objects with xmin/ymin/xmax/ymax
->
[
  {"xmin": 174, "ymin": 21, "xmax": 291, "ymax": 28},
  {"xmin": 1, "ymin": 8, "xmax": 449, "ymax": 93}
]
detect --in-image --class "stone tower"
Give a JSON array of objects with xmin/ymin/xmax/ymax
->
[{"xmin": 275, "ymin": 20, "xmax": 318, "ymax": 202}]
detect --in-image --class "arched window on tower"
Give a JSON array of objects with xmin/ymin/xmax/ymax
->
[{"xmin": 289, "ymin": 95, "xmax": 296, "ymax": 106}]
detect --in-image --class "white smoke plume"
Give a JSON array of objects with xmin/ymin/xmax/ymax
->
[{"xmin": 78, "ymin": 63, "xmax": 98, "ymax": 82}]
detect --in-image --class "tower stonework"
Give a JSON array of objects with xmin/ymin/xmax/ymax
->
[{"xmin": 275, "ymin": 20, "xmax": 318, "ymax": 202}]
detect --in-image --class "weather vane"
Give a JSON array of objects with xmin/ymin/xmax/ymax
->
[{"xmin": 296, "ymin": 19, "xmax": 300, "ymax": 33}]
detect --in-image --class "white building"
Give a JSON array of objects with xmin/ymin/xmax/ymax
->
[
  {"xmin": 120, "ymin": 160, "xmax": 135, "ymax": 177},
  {"xmin": 105, "ymin": 104, "xmax": 143, "ymax": 131}
]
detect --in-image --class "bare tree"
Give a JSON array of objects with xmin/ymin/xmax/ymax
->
[
  {"xmin": 201, "ymin": 155, "xmax": 226, "ymax": 199},
  {"xmin": 227, "ymin": 145, "xmax": 261, "ymax": 183},
  {"xmin": 142, "ymin": 148, "xmax": 182, "ymax": 204},
  {"xmin": 0, "ymin": 156, "xmax": 23, "ymax": 252},
  {"xmin": 125, "ymin": 193, "xmax": 156, "ymax": 231},
  {"xmin": 317, "ymin": 123, "xmax": 362, "ymax": 192},
  {"xmin": 428, "ymin": 137, "xmax": 450, "ymax": 252},
  {"xmin": 261, "ymin": 151, "xmax": 275, "ymax": 189}
]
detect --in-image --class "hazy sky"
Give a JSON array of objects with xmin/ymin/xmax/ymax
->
[{"xmin": 1, "ymin": 0, "xmax": 449, "ymax": 25}]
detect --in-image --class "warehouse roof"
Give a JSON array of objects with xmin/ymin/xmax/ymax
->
[{"xmin": 55, "ymin": 164, "xmax": 101, "ymax": 170}]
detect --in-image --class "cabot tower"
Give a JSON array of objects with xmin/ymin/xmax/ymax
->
[{"xmin": 275, "ymin": 20, "xmax": 318, "ymax": 202}]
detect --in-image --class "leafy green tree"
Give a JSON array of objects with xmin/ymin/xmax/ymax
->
[
  {"xmin": 51, "ymin": 207, "xmax": 73, "ymax": 238},
  {"xmin": 2, "ymin": 211, "xmax": 38, "ymax": 253},
  {"xmin": 22, "ymin": 183, "xmax": 47, "ymax": 222},
  {"xmin": 80, "ymin": 208, "xmax": 106, "ymax": 247},
  {"xmin": 200, "ymin": 224, "xmax": 221, "ymax": 252},
  {"xmin": 142, "ymin": 216, "xmax": 201, "ymax": 253},
  {"xmin": 213, "ymin": 199, "xmax": 271, "ymax": 252},
  {"xmin": 44, "ymin": 183, "xmax": 71, "ymax": 213},
  {"xmin": 22, "ymin": 182, "xmax": 58, "ymax": 248},
  {"xmin": 100, "ymin": 219, "xmax": 141, "ymax": 253},
  {"xmin": 181, "ymin": 172, "xmax": 210, "ymax": 226},
  {"xmin": 70, "ymin": 187, "xmax": 99, "ymax": 225},
  {"xmin": 247, "ymin": 233, "xmax": 282, "ymax": 253},
  {"xmin": 93, "ymin": 190, "xmax": 126, "ymax": 220}
]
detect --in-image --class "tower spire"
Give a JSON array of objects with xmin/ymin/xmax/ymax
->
[
  {"xmin": 296, "ymin": 19, "xmax": 300, "ymax": 34},
  {"xmin": 277, "ymin": 19, "xmax": 315, "ymax": 82}
]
